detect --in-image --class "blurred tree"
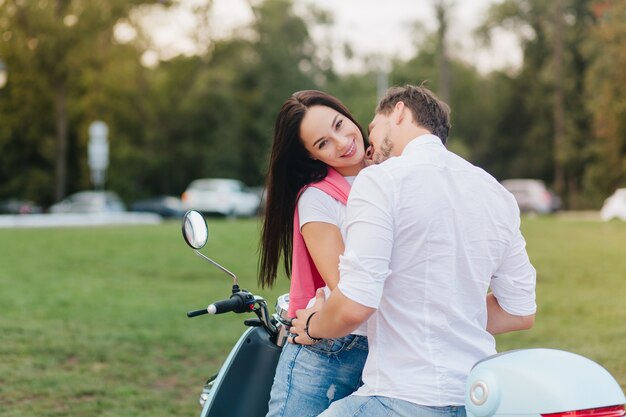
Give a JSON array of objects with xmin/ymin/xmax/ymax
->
[
  {"xmin": 237, "ymin": 0, "xmax": 323, "ymax": 185},
  {"xmin": 0, "ymin": 39, "xmax": 56, "ymax": 203},
  {"xmin": 390, "ymin": 24, "xmax": 490, "ymax": 163},
  {"xmin": 138, "ymin": 0, "xmax": 325, "ymax": 193},
  {"xmin": 139, "ymin": 42, "xmax": 248, "ymax": 196},
  {"xmin": 434, "ymin": 0, "xmax": 453, "ymax": 104},
  {"xmin": 0, "ymin": 0, "xmax": 333, "ymax": 204},
  {"xmin": 477, "ymin": 0, "xmax": 596, "ymax": 208},
  {"xmin": 0, "ymin": 0, "xmax": 167, "ymax": 205},
  {"xmin": 583, "ymin": 0, "xmax": 626, "ymax": 204},
  {"xmin": 325, "ymin": 70, "xmax": 379, "ymax": 132},
  {"xmin": 3, "ymin": 0, "xmax": 615, "ymax": 211}
]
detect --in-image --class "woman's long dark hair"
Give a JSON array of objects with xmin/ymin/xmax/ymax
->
[{"xmin": 258, "ymin": 90, "xmax": 367, "ymax": 288}]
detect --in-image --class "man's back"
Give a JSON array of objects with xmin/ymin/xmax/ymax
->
[{"xmin": 338, "ymin": 135, "xmax": 536, "ymax": 405}]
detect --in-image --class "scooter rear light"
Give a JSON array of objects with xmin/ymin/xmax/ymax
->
[{"xmin": 542, "ymin": 405, "xmax": 626, "ymax": 417}]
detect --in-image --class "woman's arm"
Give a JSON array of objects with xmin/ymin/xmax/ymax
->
[{"xmin": 301, "ymin": 222, "xmax": 344, "ymax": 290}]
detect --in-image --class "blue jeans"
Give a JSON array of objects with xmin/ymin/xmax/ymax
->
[
  {"xmin": 319, "ymin": 395, "xmax": 467, "ymax": 417},
  {"xmin": 265, "ymin": 334, "xmax": 368, "ymax": 417}
]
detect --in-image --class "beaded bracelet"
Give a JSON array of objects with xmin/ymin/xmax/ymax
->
[{"xmin": 304, "ymin": 312, "xmax": 323, "ymax": 342}]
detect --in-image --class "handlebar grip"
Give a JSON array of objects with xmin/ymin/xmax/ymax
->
[
  {"xmin": 187, "ymin": 308, "xmax": 209, "ymax": 317},
  {"xmin": 208, "ymin": 296, "xmax": 245, "ymax": 314},
  {"xmin": 186, "ymin": 291, "xmax": 256, "ymax": 318}
]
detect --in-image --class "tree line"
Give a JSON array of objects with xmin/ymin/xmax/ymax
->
[{"xmin": 0, "ymin": 0, "xmax": 624, "ymax": 209}]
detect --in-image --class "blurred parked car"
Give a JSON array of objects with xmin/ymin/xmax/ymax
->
[
  {"xmin": 600, "ymin": 188, "xmax": 626, "ymax": 221},
  {"xmin": 249, "ymin": 186, "xmax": 267, "ymax": 214},
  {"xmin": 49, "ymin": 191, "xmax": 126, "ymax": 214},
  {"xmin": 501, "ymin": 179, "xmax": 560, "ymax": 214},
  {"xmin": 0, "ymin": 198, "xmax": 43, "ymax": 214},
  {"xmin": 181, "ymin": 178, "xmax": 260, "ymax": 217},
  {"xmin": 131, "ymin": 195, "xmax": 186, "ymax": 218}
]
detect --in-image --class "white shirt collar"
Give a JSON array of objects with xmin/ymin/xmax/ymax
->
[{"xmin": 402, "ymin": 134, "xmax": 444, "ymax": 155}]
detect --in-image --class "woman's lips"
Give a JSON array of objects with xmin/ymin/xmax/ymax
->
[{"xmin": 342, "ymin": 140, "xmax": 356, "ymax": 158}]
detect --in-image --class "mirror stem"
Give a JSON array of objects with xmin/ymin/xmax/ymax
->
[{"xmin": 193, "ymin": 250, "xmax": 239, "ymax": 286}]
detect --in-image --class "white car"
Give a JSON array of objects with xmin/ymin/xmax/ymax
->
[
  {"xmin": 49, "ymin": 191, "xmax": 126, "ymax": 214},
  {"xmin": 181, "ymin": 178, "xmax": 260, "ymax": 217},
  {"xmin": 501, "ymin": 179, "xmax": 559, "ymax": 214},
  {"xmin": 600, "ymin": 188, "xmax": 626, "ymax": 221}
]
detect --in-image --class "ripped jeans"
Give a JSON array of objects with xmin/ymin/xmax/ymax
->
[{"xmin": 265, "ymin": 334, "xmax": 368, "ymax": 417}]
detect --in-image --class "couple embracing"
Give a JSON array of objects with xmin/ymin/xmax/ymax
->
[{"xmin": 259, "ymin": 85, "xmax": 537, "ymax": 417}]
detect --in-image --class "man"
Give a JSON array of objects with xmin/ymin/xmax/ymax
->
[{"xmin": 289, "ymin": 85, "xmax": 536, "ymax": 417}]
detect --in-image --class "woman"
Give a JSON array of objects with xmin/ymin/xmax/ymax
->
[{"xmin": 259, "ymin": 90, "xmax": 369, "ymax": 417}]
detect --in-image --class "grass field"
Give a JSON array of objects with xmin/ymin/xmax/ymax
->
[{"xmin": 0, "ymin": 215, "xmax": 624, "ymax": 416}]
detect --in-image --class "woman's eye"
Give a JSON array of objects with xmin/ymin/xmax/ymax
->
[
  {"xmin": 335, "ymin": 119, "xmax": 343, "ymax": 130},
  {"xmin": 318, "ymin": 140, "xmax": 328, "ymax": 149}
]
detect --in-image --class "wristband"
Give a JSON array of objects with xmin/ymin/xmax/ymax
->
[{"xmin": 304, "ymin": 312, "xmax": 323, "ymax": 342}]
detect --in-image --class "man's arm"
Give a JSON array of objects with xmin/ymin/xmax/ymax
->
[
  {"xmin": 486, "ymin": 293, "xmax": 535, "ymax": 335},
  {"xmin": 291, "ymin": 167, "xmax": 393, "ymax": 344},
  {"xmin": 489, "ymin": 221, "xmax": 537, "ymax": 331},
  {"xmin": 290, "ymin": 288, "xmax": 374, "ymax": 344}
]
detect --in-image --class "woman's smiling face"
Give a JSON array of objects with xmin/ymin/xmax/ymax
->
[{"xmin": 299, "ymin": 105, "xmax": 366, "ymax": 176}]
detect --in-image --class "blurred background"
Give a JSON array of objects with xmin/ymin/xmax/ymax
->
[
  {"xmin": 1, "ymin": 2, "xmax": 625, "ymax": 415},
  {"xmin": 0, "ymin": 0, "xmax": 624, "ymax": 212}
]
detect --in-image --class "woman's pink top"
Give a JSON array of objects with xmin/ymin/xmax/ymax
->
[{"xmin": 287, "ymin": 168, "xmax": 351, "ymax": 317}]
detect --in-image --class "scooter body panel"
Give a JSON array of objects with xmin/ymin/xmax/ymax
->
[
  {"xmin": 466, "ymin": 348, "xmax": 626, "ymax": 417},
  {"xmin": 201, "ymin": 326, "xmax": 282, "ymax": 417}
]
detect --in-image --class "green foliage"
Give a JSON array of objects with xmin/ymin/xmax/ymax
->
[
  {"xmin": 0, "ymin": 0, "xmax": 163, "ymax": 205},
  {"xmin": 0, "ymin": 0, "xmax": 624, "ymax": 210},
  {"xmin": 324, "ymin": 71, "xmax": 379, "ymax": 133},
  {"xmin": 583, "ymin": 0, "xmax": 626, "ymax": 202},
  {"xmin": 389, "ymin": 39, "xmax": 501, "ymax": 168},
  {"xmin": 118, "ymin": 0, "xmax": 324, "ymax": 194},
  {"xmin": 0, "ymin": 217, "xmax": 624, "ymax": 416},
  {"xmin": 235, "ymin": 0, "xmax": 323, "ymax": 185},
  {"xmin": 138, "ymin": 52, "xmax": 247, "ymax": 197},
  {"xmin": 475, "ymin": 0, "xmax": 597, "ymax": 207}
]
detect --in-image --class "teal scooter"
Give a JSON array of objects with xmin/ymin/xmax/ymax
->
[
  {"xmin": 466, "ymin": 349, "xmax": 625, "ymax": 417},
  {"xmin": 182, "ymin": 210, "xmax": 290, "ymax": 417}
]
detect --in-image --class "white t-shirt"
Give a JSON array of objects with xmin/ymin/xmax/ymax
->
[
  {"xmin": 298, "ymin": 176, "xmax": 366, "ymax": 336},
  {"xmin": 338, "ymin": 135, "xmax": 537, "ymax": 405}
]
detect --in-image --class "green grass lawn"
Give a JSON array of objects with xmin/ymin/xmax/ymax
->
[{"xmin": 0, "ymin": 216, "xmax": 624, "ymax": 416}]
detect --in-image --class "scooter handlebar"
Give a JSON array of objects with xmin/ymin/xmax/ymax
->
[
  {"xmin": 187, "ymin": 291, "xmax": 256, "ymax": 317},
  {"xmin": 208, "ymin": 296, "xmax": 246, "ymax": 314},
  {"xmin": 187, "ymin": 308, "xmax": 209, "ymax": 317}
]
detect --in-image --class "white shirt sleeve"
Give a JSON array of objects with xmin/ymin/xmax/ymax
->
[
  {"xmin": 297, "ymin": 187, "xmax": 343, "ymax": 230},
  {"xmin": 338, "ymin": 167, "xmax": 393, "ymax": 308},
  {"xmin": 490, "ymin": 227, "xmax": 537, "ymax": 316}
]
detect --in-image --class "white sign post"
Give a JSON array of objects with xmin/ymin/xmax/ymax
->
[
  {"xmin": 0, "ymin": 58, "xmax": 7, "ymax": 89},
  {"xmin": 88, "ymin": 121, "xmax": 109, "ymax": 190}
]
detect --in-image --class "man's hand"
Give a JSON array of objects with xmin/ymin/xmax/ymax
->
[{"xmin": 289, "ymin": 288, "xmax": 325, "ymax": 345}]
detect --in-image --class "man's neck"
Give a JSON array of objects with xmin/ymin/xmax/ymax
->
[{"xmin": 394, "ymin": 126, "xmax": 432, "ymax": 155}]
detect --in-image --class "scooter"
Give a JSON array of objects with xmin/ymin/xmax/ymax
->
[
  {"xmin": 182, "ymin": 210, "xmax": 290, "ymax": 417},
  {"xmin": 465, "ymin": 349, "xmax": 625, "ymax": 417},
  {"xmin": 181, "ymin": 210, "xmax": 625, "ymax": 417}
]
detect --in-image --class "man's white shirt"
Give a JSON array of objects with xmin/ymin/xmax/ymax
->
[{"xmin": 338, "ymin": 134, "xmax": 536, "ymax": 405}]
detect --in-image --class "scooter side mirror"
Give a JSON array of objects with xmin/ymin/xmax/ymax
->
[
  {"xmin": 182, "ymin": 210, "xmax": 208, "ymax": 249},
  {"xmin": 181, "ymin": 210, "xmax": 239, "ymax": 286}
]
